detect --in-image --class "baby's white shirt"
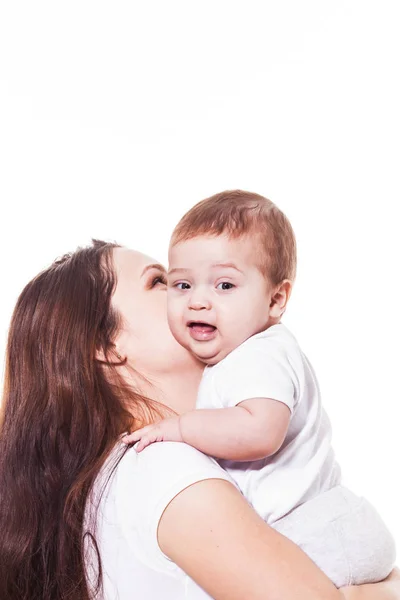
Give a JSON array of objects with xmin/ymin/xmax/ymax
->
[{"xmin": 197, "ymin": 323, "xmax": 341, "ymax": 524}]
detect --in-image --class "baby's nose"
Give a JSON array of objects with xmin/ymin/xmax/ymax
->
[
  {"xmin": 188, "ymin": 291, "xmax": 211, "ymax": 311},
  {"xmin": 189, "ymin": 300, "xmax": 211, "ymax": 310}
]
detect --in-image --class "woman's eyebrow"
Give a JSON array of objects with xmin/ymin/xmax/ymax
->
[{"xmin": 141, "ymin": 263, "xmax": 166, "ymax": 277}]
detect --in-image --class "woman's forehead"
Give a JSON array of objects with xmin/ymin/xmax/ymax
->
[{"xmin": 113, "ymin": 247, "xmax": 160, "ymax": 280}]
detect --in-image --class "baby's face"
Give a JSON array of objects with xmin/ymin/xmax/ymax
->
[{"xmin": 167, "ymin": 234, "xmax": 276, "ymax": 364}]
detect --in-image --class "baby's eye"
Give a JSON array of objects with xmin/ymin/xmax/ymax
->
[
  {"xmin": 216, "ymin": 282, "xmax": 235, "ymax": 290},
  {"xmin": 175, "ymin": 282, "xmax": 191, "ymax": 290}
]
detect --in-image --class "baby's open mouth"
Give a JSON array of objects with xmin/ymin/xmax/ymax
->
[
  {"xmin": 188, "ymin": 321, "xmax": 216, "ymax": 331},
  {"xmin": 188, "ymin": 322, "xmax": 217, "ymax": 341}
]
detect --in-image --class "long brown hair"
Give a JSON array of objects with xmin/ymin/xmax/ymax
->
[{"xmin": 0, "ymin": 240, "xmax": 157, "ymax": 599}]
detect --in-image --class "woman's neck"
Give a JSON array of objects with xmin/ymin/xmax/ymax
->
[
  {"xmin": 125, "ymin": 358, "xmax": 204, "ymax": 420},
  {"xmin": 152, "ymin": 364, "xmax": 204, "ymax": 416}
]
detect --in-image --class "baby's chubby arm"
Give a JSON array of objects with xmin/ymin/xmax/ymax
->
[
  {"xmin": 123, "ymin": 398, "xmax": 291, "ymax": 461},
  {"xmin": 181, "ymin": 398, "xmax": 290, "ymax": 460}
]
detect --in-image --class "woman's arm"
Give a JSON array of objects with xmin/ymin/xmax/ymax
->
[{"xmin": 158, "ymin": 477, "xmax": 342, "ymax": 600}]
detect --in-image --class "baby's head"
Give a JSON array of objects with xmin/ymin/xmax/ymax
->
[{"xmin": 167, "ymin": 190, "xmax": 297, "ymax": 365}]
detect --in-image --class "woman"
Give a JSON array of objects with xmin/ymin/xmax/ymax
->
[{"xmin": 0, "ymin": 240, "xmax": 398, "ymax": 599}]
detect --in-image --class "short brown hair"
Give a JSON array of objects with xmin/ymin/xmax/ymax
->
[{"xmin": 171, "ymin": 190, "xmax": 297, "ymax": 284}]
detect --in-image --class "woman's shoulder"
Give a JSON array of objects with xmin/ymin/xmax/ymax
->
[
  {"xmin": 114, "ymin": 440, "xmax": 233, "ymax": 510},
  {"xmin": 119, "ymin": 438, "xmax": 227, "ymax": 470},
  {"xmin": 109, "ymin": 441, "xmax": 233, "ymax": 572},
  {"xmin": 89, "ymin": 442, "xmax": 223, "ymax": 598}
]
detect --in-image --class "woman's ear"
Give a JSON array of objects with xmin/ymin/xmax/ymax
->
[
  {"xmin": 269, "ymin": 280, "xmax": 292, "ymax": 318},
  {"xmin": 95, "ymin": 344, "xmax": 124, "ymax": 365}
]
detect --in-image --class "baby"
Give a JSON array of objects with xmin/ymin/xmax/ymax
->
[{"xmin": 124, "ymin": 190, "xmax": 395, "ymax": 587}]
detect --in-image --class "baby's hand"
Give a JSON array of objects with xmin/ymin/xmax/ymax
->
[{"xmin": 122, "ymin": 416, "xmax": 183, "ymax": 452}]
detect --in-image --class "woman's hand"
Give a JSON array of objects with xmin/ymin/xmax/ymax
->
[
  {"xmin": 122, "ymin": 416, "xmax": 183, "ymax": 451},
  {"xmin": 340, "ymin": 569, "xmax": 400, "ymax": 599}
]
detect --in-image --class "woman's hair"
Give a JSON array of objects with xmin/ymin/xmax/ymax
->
[{"xmin": 0, "ymin": 240, "xmax": 160, "ymax": 599}]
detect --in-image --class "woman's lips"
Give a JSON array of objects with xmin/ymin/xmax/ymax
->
[{"xmin": 188, "ymin": 322, "xmax": 217, "ymax": 341}]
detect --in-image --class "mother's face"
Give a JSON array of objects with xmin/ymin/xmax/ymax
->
[{"xmin": 111, "ymin": 247, "xmax": 197, "ymax": 379}]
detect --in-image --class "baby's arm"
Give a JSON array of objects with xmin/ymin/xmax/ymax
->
[
  {"xmin": 123, "ymin": 398, "xmax": 290, "ymax": 460},
  {"xmin": 124, "ymin": 336, "xmax": 297, "ymax": 456},
  {"xmin": 181, "ymin": 398, "xmax": 290, "ymax": 460}
]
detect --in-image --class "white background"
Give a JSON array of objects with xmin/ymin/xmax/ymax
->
[{"xmin": 1, "ymin": 2, "xmax": 399, "ymax": 547}]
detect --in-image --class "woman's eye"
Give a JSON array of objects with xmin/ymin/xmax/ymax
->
[
  {"xmin": 216, "ymin": 282, "xmax": 234, "ymax": 290},
  {"xmin": 176, "ymin": 282, "xmax": 191, "ymax": 290},
  {"xmin": 151, "ymin": 275, "xmax": 167, "ymax": 287}
]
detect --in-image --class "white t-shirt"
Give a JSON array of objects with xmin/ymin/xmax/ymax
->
[
  {"xmin": 85, "ymin": 440, "xmax": 233, "ymax": 599},
  {"xmin": 197, "ymin": 323, "xmax": 341, "ymax": 524}
]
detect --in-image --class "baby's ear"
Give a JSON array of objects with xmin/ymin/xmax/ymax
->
[{"xmin": 269, "ymin": 280, "xmax": 292, "ymax": 318}]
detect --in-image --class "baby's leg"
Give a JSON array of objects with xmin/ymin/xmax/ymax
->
[{"xmin": 273, "ymin": 486, "xmax": 396, "ymax": 588}]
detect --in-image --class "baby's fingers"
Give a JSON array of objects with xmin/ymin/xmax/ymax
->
[
  {"xmin": 122, "ymin": 425, "xmax": 152, "ymax": 445},
  {"xmin": 135, "ymin": 436, "xmax": 154, "ymax": 452}
]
